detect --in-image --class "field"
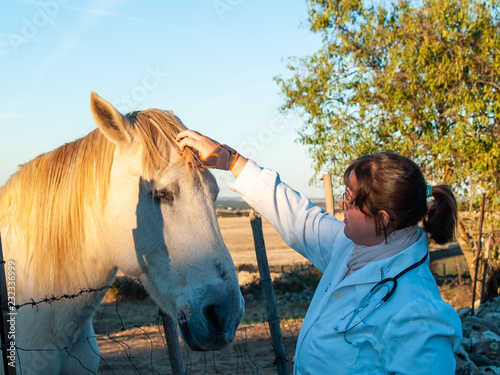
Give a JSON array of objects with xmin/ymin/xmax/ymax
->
[{"xmin": 93, "ymin": 207, "xmax": 473, "ymax": 374}]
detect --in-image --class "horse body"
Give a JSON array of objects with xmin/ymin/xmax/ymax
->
[{"xmin": 0, "ymin": 93, "xmax": 244, "ymax": 374}]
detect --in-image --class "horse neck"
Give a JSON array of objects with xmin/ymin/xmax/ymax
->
[{"xmin": 0, "ymin": 130, "xmax": 117, "ymax": 299}]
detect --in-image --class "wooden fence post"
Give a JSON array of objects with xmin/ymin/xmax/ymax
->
[
  {"xmin": 249, "ymin": 210, "xmax": 290, "ymax": 375},
  {"xmin": 160, "ymin": 309, "xmax": 185, "ymax": 375},
  {"xmin": 0, "ymin": 234, "xmax": 16, "ymax": 375},
  {"xmin": 323, "ymin": 174, "xmax": 335, "ymax": 215}
]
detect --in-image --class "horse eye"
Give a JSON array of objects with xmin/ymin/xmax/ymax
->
[{"xmin": 154, "ymin": 189, "xmax": 174, "ymax": 204}]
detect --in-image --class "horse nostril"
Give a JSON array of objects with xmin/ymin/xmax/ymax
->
[{"xmin": 204, "ymin": 304, "xmax": 223, "ymax": 331}]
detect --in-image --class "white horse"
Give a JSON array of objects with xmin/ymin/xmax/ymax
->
[{"xmin": 0, "ymin": 92, "xmax": 244, "ymax": 374}]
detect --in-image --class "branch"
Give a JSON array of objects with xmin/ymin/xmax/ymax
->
[{"xmin": 473, "ymin": 80, "xmax": 500, "ymax": 91}]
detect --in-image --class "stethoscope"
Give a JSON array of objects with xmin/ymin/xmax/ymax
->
[{"xmin": 334, "ymin": 252, "xmax": 429, "ymax": 344}]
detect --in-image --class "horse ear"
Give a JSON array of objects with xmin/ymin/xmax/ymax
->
[{"xmin": 90, "ymin": 92, "xmax": 133, "ymax": 147}]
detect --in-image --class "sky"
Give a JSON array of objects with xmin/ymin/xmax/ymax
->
[{"xmin": 0, "ymin": 0, "xmax": 329, "ymax": 198}]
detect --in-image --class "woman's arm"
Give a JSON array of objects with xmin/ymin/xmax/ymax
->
[{"xmin": 175, "ymin": 130, "xmax": 347, "ymax": 271}]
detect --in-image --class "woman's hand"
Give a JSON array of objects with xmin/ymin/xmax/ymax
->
[
  {"xmin": 176, "ymin": 130, "xmax": 219, "ymax": 160},
  {"xmin": 175, "ymin": 130, "xmax": 248, "ymax": 177}
]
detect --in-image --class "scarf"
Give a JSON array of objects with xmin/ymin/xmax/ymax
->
[{"xmin": 343, "ymin": 224, "xmax": 421, "ymax": 279}]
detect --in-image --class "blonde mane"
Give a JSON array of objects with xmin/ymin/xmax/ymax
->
[
  {"xmin": 0, "ymin": 108, "xmax": 196, "ymax": 288},
  {"xmin": 126, "ymin": 108, "xmax": 198, "ymax": 182}
]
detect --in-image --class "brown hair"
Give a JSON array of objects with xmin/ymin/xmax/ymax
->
[{"xmin": 343, "ymin": 152, "xmax": 457, "ymax": 244}]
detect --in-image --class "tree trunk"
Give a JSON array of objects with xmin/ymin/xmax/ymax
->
[
  {"xmin": 456, "ymin": 219, "xmax": 476, "ymax": 277},
  {"xmin": 457, "ymin": 218, "xmax": 500, "ymax": 304},
  {"xmin": 457, "ymin": 218, "xmax": 484, "ymax": 306}
]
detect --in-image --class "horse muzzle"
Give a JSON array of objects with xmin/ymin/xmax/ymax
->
[{"xmin": 177, "ymin": 291, "xmax": 244, "ymax": 351}]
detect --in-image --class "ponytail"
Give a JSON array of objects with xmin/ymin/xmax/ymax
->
[{"xmin": 423, "ymin": 185, "xmax": 457, "ymax": 245}]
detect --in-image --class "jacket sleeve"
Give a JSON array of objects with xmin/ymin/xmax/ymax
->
[
  {"xmin": 378, "ymin": 298, "xmax": 462, "ymax": 374},
  {"xmin": 229, "ymin": 159, "xmax": 346, "ymax": 273}
]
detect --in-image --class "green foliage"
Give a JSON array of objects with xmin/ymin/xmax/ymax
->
[
  {"xmin": 107, "ymin": 276, "xmax": 149, "ymax": 301},
  {"xmin": 275, "ymin": 0, "xmax": 500, "ymax": 196}
]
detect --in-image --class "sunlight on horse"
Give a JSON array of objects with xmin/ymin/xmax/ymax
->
[{"xmin": 0, "ymin": 92, "xmax": 244, "ymax": 374}]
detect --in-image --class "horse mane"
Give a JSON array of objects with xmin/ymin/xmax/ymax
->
[
  {"xmin": 126, "ymin": 109, "xmax": 198, "ymax": 182},
  {"xmin": 0, "ymin": 108, "xmax": 196, "ymax": 289}
]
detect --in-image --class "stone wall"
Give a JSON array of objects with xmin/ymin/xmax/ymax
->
[{"xmin": 455, "ymin": 297, "xmax": 500, "ymax": 374}]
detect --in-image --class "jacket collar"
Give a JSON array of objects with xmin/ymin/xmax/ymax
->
[{"xmin": 335, "ymin": 230, "xmax": 429, "ymax": 290}]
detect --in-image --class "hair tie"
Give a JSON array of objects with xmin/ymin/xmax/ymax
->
[{"xmin": 426, "ymin": 185, "xmax": 433, "ymax": 198}]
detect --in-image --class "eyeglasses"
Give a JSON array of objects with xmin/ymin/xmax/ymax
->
[{"xmin": 341, "ymin": 192, "xmax": 354, "ymax": 210}]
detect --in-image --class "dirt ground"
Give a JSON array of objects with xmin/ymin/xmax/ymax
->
[
  {"xmin": 94, "ymin": 214, "xmax": 473, "ymax": 374},
  {"xmin": 95, "ymin": 314, "xmax": 302, "ymax": 374}
]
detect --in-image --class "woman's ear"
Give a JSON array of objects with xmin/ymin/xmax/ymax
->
[{"xmin": 378, "ymin": 210, "xmax": 392, "ymax": 228}]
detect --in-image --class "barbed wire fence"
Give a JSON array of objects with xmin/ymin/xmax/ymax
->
[
  {"xmin": 0, "ymin": 176, "xmax": 335, "ymax": 374},
  {"xmin": 0, "ymin": 229, "xmax": 319, "ymax": 374}
]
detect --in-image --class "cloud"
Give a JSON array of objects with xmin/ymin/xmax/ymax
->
[
  {"xmin": 60, "ymin": 5, "xmax": 150, "ymax": 24},
  {"xmin": 0, "ymin": 33, "xmax": 42, "ymax": 45},
  {"xmin": 0, "ymin": 111, "xmax": 21, "ymax": 119},
  {"xmin": 27, "ymin": 2, "xmax": 132, "ymax": 86},
  {"xmin": 60, "ymin": 5, "xmax": 221, "ymax": 41},
  {"xmin": 6, "ymin": 101, "xmax": 25, "ymax": 108},
  {"xmin": 0, "ymin": 35, "xmax": 13, "ymax": 47}
]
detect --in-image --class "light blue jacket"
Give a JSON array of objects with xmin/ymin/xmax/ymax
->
[{"xmin": 230, "ymin": 160, "xmax": 462, "ymax": 375}]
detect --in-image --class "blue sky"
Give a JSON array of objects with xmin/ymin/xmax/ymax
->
[{"xmin": 0, "ymin": 0, "xmax": 329, "ymax": 198}]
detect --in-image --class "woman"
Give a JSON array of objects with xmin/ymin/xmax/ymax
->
[{"xmin": 176, "ymin": 130, "xmax": 462, "ymax": 374}]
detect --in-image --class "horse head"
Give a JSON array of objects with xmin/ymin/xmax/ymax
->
[{"xmin": 90, "ymin": 92, "xmax": 244, "ymax": 351}]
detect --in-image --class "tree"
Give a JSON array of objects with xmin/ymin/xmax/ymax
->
[{"xmin": 275, "ymin": 0, "xmax": 500, "ymax": 299}]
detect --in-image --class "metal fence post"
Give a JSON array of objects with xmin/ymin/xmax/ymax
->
[
  {"xmin": 249, "ymin": 210, "xmax": 290, "ymax": 375},
  {"xmin": 0, "ymin": 235, "xmax": 16, "ymax": 375}
]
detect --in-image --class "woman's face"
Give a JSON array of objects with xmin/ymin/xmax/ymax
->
[{"xmin": 340, "ymin": 178, "xmax": 387, "ymax": 246}]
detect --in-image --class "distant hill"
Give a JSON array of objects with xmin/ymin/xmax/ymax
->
[
  {"xmin": 216, "ymin": 198, "xmax": 327, "ymax": 212},
  {"xmin": 216, "ymin": 198, "xmax": 252, "ymax": 211}
]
